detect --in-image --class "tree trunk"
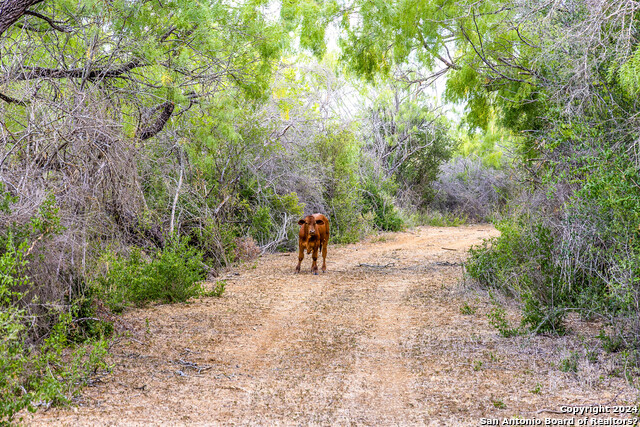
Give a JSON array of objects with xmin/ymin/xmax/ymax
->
[
  {"xmin": 0, "ymin": 0, "xmax": 42, "ymax": 36},
  {"xmin": 136, "ymin": 101, "xmax": 175, "ymax": 141}
]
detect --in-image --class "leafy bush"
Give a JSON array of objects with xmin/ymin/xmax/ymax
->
[
  {"xmin": 361, "ymin": 180, "xmax": 405, "ymax": 232},
  {"xmin": 245, "ymin": 190, "xmax": 304, "ymax": 252},
  {"xmin": 0, "ymin": 238, "xmax": 31, "ymax": 422},
  {"xmin": 1, "ymin": 237, "xmax": 108, "ymax": 424},
  {"xmin": 468, "ymin": 218, "xmax": 573, "ymax": 335},
  {"xmin": 149, "ymin": 238, "xmax": 206, "ymax": 303},
  {"xmin": 460, "ymin": 302, "xmax": 476, "ymax": 315},
  {"xmin": 316, "ymin": 128, "xmax": 367, "ymax": 243},
  {"xmin": 200, "ymin": 280, "xmax": 226, "ymax": 298},
  {"xmin": 468, "ymin": 165, "xmax": 640, "ymax": 340},
  {"xmin": 487, "ymin": 306, "xmax": 520, "ymax": 338},
  {"xmin": 559, "ymin": 351, "xmax": 579, "ymax": 373},
  {"xmin": 520, "ymin": 293, "xmax": 566, "ymax": 335},
  {"xmin": 1, "ymin": 313, "xmax": 109, "ymax": 424},
  {"xmin": 597, "ymin": 330, "xmax": 626, "ymax": 353},
  {"xmin": 183, "ymin": 218, "xmax": 240, "ymax": 269},
  {"xmin": 468, "ymin": 219, "xmax": 558, "ymax": 292},
  {"xmin": 93, "ymin": 237, "xmax": 206, "ymax": 311}
]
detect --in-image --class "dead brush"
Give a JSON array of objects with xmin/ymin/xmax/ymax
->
[
  {"xmin": 0, "ymin": 87, "xmax": 156, "ymax": 342},
  {"xmin": 430, "ymin": 156, "xmax": 514, "ymax": 221},
  {"xmin": 233, "ymin": 236, "xmax": 261, "ymax": 262}
]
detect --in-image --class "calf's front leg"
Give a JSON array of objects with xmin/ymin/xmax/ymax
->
[
  {"xmin": 295, "ymin": 242, "xmax": 305, "ymax": 273},
  {"xmin": 321, "ymin": 240, "xmax": 327, "ymax": 273},
  {"xmin": 311, "ymin": 244, "xmax": 319, "ymax": 275}
]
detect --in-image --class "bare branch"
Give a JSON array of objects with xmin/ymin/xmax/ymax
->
[
  {"xmin": 136, "ymin": 101, "xmax": 175, "ymax": 141},
  {"xmin": 23, "ymin": 10, "xmax": 71, "ymax": 32},
  {"xmin": 169, "ymin": 150, "xmax": 184, "ymax": 235},
  {"xmin": 415, "ymin": 25, "xmax": 460, "ymax": 71},
  {"xmin": 0, "ymin": 90, "xmax": 29, "ymax": 106},
  {"xmin": 5, "ymin": 59, "xmax": 145, "ymax": 83}
]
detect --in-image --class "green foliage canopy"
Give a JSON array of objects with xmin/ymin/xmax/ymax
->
[{"xmin": 1, "ymin": 0, "xmax": 286, "ymax": 138}]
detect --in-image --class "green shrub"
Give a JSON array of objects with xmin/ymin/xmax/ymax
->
[
  {"xmin": 460, "ymin": 302, "xmax": 476, "ymax": 315},
  {"xmin": 530, "ymin": 383, "xmax": 542, "ymax": 394},
  {"xmin": 559, "ymin": 351, "xmax": 579, "ymax": 373},
  {"xmin": 597, "ymin": 330, "xmax": 626, "ymax": 353},
  {"xmin": 466, "ymin": 225, "xmax": 521, "ymax": 294},
  {"xmin": 316, "ymin": 127, "xmax": 368, "ymax": 243},
  {"xmin": 92, "ymin": 249, "xmax": 139, "ymax": 313},
  {"xmin": 467, "ymin": 201, "xmax": 639, "ymax": 338},
  {"xmin": 0, "ymin": 238, "xmax": 31, "ymax": 422},
  {"xmin": 468, "ymin": 218, "xmax": 572, "ymax": 335},
  {"xmin": 250, "ymin": 206, "xmax": 274, "ymax": 243},
  {"xmin": 67, "ymin": 295, "xmax": 114, "ymax": 342},
  {"xmin": 492, "ymin": 399, "xmax": 507, "ymax": 409},
  {"xmin": 93, "ymin": 237, "xmax": 206, "ymax": 310},
  {"xmin": 521, "ymin": 293, "xmax": 566, "ymax": 335},
  {"xmin": 193, "ymin": 219, "xmax": 239, "ymax": 267},
  {"xmin": 200, "ymin": 280, "xmax": 226, "ymax": 298},
  {"xmin": 487, "ymin": 306, "xmax": 520, "ymax": 338},
  {"xmin": 467, "ymin": 219, "xmax": 555, "ymax": 293},
  {"xmin": 147, "ymin": 238, "xmax": 206, "ymax": 303},
  {"xmin": 0, "ymin": 193, "xmax": 64, "ymax": 256},
  {"xmin": 1, "ymin": 238, "xmax": 108, "ymax": 424},
  {"xmin": 361, "ymin": 181, "xmax": 405, "ymax": 232},
  {"xmin": 23, "ymin": 315, "xmax": 109, "ymax": 407},
  {"xmin": 246, "ymin": 191, "xmax": 303, "ymax": 250}
]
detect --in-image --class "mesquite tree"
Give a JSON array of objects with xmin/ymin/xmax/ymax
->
[{"xmin": 0, "ymin": 0, "xmax": 285, "ymax": 334}]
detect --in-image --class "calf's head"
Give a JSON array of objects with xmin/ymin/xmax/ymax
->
[{"xmin": 298, "ymin": 215, "xmax": 325, "ymax": 238}]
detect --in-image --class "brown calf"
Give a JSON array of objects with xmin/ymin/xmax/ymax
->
[{"xmin": 295, "ymin": 213, "xmax": 330, "ymax": 275}]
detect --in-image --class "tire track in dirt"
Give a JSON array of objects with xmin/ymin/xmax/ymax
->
[{"xmin": 25, "ymin": 225, "xmax": 638, "ymax": 426}]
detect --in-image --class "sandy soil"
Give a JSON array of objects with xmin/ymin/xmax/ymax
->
[{"xmin": 25, "ymin": 225, "xmax": 639, "ymax": 426}]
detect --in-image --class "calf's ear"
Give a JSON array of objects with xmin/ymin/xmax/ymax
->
[
  {"xmin": 315, "ymin": 219, "xmax": 324, "ymax": 225},
  {"xmin": 298, "ymin": 219, "xmax": 306, "ymax": 225}
]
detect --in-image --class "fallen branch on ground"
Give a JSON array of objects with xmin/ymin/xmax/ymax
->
[{"xmin": 358, "ymin": 262, "xmax": 395, "ymax": 268}]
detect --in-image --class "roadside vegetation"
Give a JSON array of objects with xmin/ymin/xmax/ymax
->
[{"xmin": 2, "ymin": 0, "xmax": 640, "ymax": 422}]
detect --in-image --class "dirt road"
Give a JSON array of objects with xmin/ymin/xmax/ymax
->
[{"xmin": 27, "ymin": 225, "xmax": 637, "ymax": 425}]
